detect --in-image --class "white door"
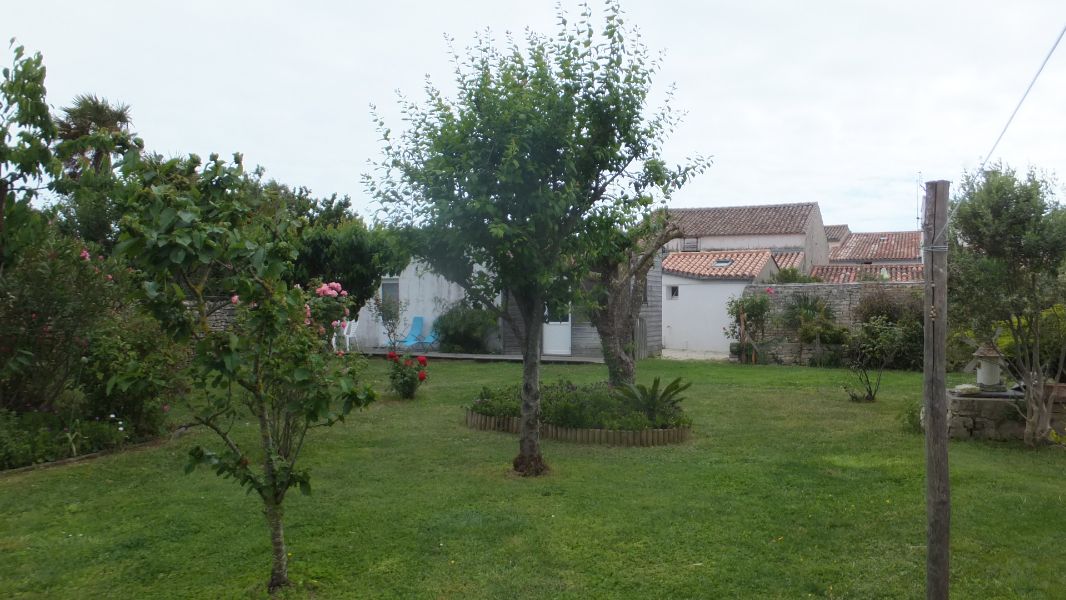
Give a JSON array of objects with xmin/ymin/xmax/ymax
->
[{"xmin": 542, "ymin": 307, "xmax": 572, "ymax": 356}]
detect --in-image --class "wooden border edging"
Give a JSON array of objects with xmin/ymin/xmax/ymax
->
[{"xmin": 463, "ymin": 409, "xmax": 690, "ymax": 447}]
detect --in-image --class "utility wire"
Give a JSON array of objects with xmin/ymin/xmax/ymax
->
[{"xmin": 930, "ymin": 20, "xmax": 1066, "ymax": 245}]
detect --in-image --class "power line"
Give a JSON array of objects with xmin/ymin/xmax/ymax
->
[
  {"xmin": 930, "ymin": 20, "xmax": 1066, "ymax": 245},
  {"xmin": 979, "ymin": 21, "xmax": 1066, "ymax": 171}
]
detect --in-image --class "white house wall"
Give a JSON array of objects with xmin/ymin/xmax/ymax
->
[
  {"xmin": 661, "ymin": 274, "xmax": 749, "ymax": 355},
  {"xmin": 354, "ymin": 261, "xmax": 467, "ymax": 348}
]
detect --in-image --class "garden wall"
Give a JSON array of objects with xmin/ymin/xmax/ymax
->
[
  {"xmin": 934, "ymin": 393, "xmax": 1066, "ymax": 441},
  {"xmin": 742, "ymin": 282, "xmax": 922, "ymax": 365}
]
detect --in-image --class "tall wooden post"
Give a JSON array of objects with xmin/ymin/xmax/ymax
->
[{"xmin": 923, "ymin": 180, "xmax": 950, "ymax": 600}]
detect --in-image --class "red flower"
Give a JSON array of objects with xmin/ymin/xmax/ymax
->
[
  {"xmin": 387, "ymin": 351, "xmax": 397, "ymax": 360},
  {"xmin": 404, "ymin": 359, "xmax": 413, "ymax": 367},
  {"xmin": 418, "ymin": 371, "xmax": 427, "ymax": 382},
  {"xmin": 417, "ymin": 356, "xmax": 427, "ymax": 366}
]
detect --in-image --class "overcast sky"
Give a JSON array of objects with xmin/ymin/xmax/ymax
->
[{"xmin": 6, "ymin": 1, "xmax": 1066, "ymax": 232}]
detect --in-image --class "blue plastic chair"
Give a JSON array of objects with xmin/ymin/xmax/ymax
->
[
  {"xmin": 398, "ymin": 316, "xmax": 424, "ymax": 350},
  {"xmin": 417, "ymin": 328, "xmax": 438, "ymax": 351}
]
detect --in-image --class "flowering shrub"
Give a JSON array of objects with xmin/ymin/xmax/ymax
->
[{"xmin": 387, "ymin": 352, "xmax": 428, "ymax": 399}]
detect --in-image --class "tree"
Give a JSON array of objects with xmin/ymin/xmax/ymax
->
[
  {"xmin": 374, "ymin": 2, "xmax": 698, "ymax": 475},
  {"xmin": 844, "ymin": 316, "xmax": 904, "ymax": 402},
  {"xmin": 950, "ymin": 165, "xmax": 1066, "ymax": 445},
  {"xmin": 287, "ymin": 186, "xmax": 409, "ymax": 313},
  {"xmin": 52, "ymin": 94, "xmax": 138, "ymax": 249},
  {"xmin": 116, "ymin": 152, "xmax": 374, "ymax": 591},
  {"xmin": 585, "ymin": 211, "xmax": 684, "ymax": 386},
  {"xmin": 0, "ymin": 41, "xmax": 57, "ymax": 267}
]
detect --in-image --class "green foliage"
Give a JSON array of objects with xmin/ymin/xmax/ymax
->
[
  {"xmin": 470, "ymin": 379, "xmax": 690, "ymax": 430},
  {"xmin": 289, "ymin": 192, "xmax": 408, "ymax": 312},
  {"xmin": 386, "ymin": 352, "xmax": 428, "ymax": 399},
  {"xmin": 725, "ymin": 291, "xmax": 772, "ymax": 343},
  {"xmin": 374, "ymin": 2, "xmax": 703, "ymax": 472},
  {"xmin": 0, "ymin": 227, "xmax": 123, "ymax": 411},
  {"xmin": 898, "ymin": 397, "xmax": 924, "ymax": 434},
  {"xmin": 1, "ymin": 41, "xmax": 59, "ymax": 267},
  {"xmin": 854, "ymin": 288, "xmax": 924, "ymax": 371},
  {"xmin": 612, "ymin": 376, "xmax": 692, "ymax": 428},
  {"xmin": 434, "ymin": 301, "xmax": 497, "ymax": 353},
  {"xmin": 771, "ymin": 268, "xmax": 821, "ymax": 283},
  {"xmin": 845, "ymin": 316, "xmax": 905, "ymax": 402},
  {"xmin": 950, "ymin": 165, "xmax": 1066, "ymax": 444},
  {"xmin": 117, "ymin": 150, "xmax": 375, "ymax": 589}
]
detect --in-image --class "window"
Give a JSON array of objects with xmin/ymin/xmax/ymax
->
[
  {"xmin": 669, "ymin": 285, "xmax": 679, "ymax": 299},
  {"xmin": 380, "ymin": 279, "xmax": 399, "ymax": 305},
  {"xmin": 681, "ymin": 238, "xmax": 700, "ymax": 252},
  {"xmin": 713, "ymin": 258, "xmax": 734, "ymax": 268}
]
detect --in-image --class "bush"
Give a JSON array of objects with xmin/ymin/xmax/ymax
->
[
  {"xmin": 844, "ymin": 316, "xmax": 905, "ymax": 402},
  {"xmin": 855, "ymin": 288, "xmax": 924, "ymax": 370},
  {"xmin": 0, "ymin": 406, "xmax": 130, "ymax": 470},
  {"xmin": 771, "ymin": 268, "xmax": 821, "ymax": 283},
  {"xmin": 434, "ymin": 302, "xmax": 497, "ymax": 353},
  {"xmin": 469, "ymin": 379, "xmax": 691, "ymax": 430},
  {"xmin": 386, "ymin": 352, "xmax": 428, "ymax": 399}
]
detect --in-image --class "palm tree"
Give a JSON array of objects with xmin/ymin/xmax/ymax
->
[{"xmin": 55, "ymin": 94, "xmax": 132, "ymax": 177}]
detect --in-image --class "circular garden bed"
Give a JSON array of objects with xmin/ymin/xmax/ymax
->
[{"xmin": 464, "ymin": 379, "xmax": 692, "ymax": 447}]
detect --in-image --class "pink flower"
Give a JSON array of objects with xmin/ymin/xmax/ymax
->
[
  {"xmin": 331, "ymin": 320, "xmax": 340, "ymax": 328},
  {"xmin": 340, "ymin": 320, "xmax": 348, "ymax": 328},
  {"xmin": 97, "ymin": 255, "xmax": 104, "ymax": 261},
  {"xmin": 105, "ymin": 274, "xmax": 113, "ymax": 282},
  {"xmin": 304, "ymin": 318, "xmax": 311, "ymax": 326},
  {"xmin": 336, "ymin": 350, "xmax": 345, "ymax": 357},
  {"xmin": 765, "ymin": 287, "xmax": 775, "ymax": 295},
  {"xmin": 79, "ymin": 249, "xmax": 90, "ymax": 261},
  {"xmin": 343, "ymin": 308, "xmax": 350, "ymax": 316},
  {"xmin": 328, "ymin": 282, "xmax": 342, "ymax": 292},
  {"xmin": 340, "ymin": 290, "xmax": 348, "ymax": 297},
  {"xmin": 231, "ymin": 294, "xmax": 240, "ymax": 305}
]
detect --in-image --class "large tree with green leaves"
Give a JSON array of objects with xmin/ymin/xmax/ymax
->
[
  {"xmin": 374, "ymin": 2, "xmax": 698, "ymax": 475},
  {"xmin": 950, "ymin": 165, "xmax": 1066, "ymax": 445}
]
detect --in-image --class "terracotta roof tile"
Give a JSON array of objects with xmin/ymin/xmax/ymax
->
[
  {"xmin": 830, "ymin": 231, "xmax": 922, "ymax": 262},
  {"xmin": 810, "ymin": 264, "xmax": 924, "ymax": 283},
  {"xmin": 663, "ymin": 250, "xmax": 773, "ymax": 281},
  {"xmin": 669, "ymin": 203, "xmax": 817, "ymax": 236},
  {"xmin": 824, "ymin": 224, "xmax": 850, "ymax": 242},
  {"xmin": 772, "ymin": 251, "xmax": 804, "ymax": 270}
]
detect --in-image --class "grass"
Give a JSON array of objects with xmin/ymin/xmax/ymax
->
[{"xmin": 1, "ymin": 358, "xmax": 1064, "ymax": 598}]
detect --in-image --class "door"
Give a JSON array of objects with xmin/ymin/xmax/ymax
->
[{"xmin": 542, "ymin": 305, "xmax": 571, "ymax": 356}]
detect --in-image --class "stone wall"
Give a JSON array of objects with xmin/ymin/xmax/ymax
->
[
  {"xmin": 933, "ymin": 392, "xmax": 1066, "ymax": 441},
  {"xmin": 742, "ymin": 282, "xmax": 923, "ymax": 365}
]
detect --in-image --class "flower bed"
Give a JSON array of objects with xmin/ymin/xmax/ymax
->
[
  {"xmin": 465, "ymin": 379, "xmax": 692, "ymax": 446},
  {"xmin": 464, "ymin": 409, "xmax": 690, "ymax": 446}
]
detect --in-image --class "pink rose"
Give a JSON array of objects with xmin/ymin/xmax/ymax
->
[
  {"xmin": 331, "ymin": 320, "xmax": 340, "ymax": 328},
  {"xmin": 79, "ymin": 249, "xmax": 90, "ymax": 261},
  {"xmin": 328, "ymin": 282, "xmax": 342, "ymax": 291},
  {"xmin": 340, "ymin": 290, "xmax": 348, "ymax": 297},
  {"xmin": 231, "ymin": 294, "xmax": 240, "ymax": 305}
]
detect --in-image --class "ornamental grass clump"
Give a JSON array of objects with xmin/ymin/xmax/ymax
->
[{"xmin": 386, "ymin": 352, "xmax": 428, "ymax": 399}]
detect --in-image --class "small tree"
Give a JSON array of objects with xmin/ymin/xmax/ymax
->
[
  {"xmin": 117, "ymin": 152, "xmax": 374, "ymax": 592},
  {"xmin": 950, "ymin": 165, "xmax": 1066, "ymax": 445},
  {"xmin": 725, "ymin": 291, "xmax": 772, "ymax": 363},
  {"xmin": 845, "ymin": 316, "xmax": 904, "ymax": 402},
  {"xmin": 375, "ymin": 2, "xmax": 692, "ymax": 475}
]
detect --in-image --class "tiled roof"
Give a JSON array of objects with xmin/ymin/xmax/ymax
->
[
  {"xmin": 663, "ymin": 250, "xmax": 773, "ymax": 281},
  {"xmin": 824, "ymin": 224, "xmax": 850, "ymax": 242},
  {"xmin": 830, "ymin": 231, "xmax": 922, "ymax": 262},
  {"xmin": 772, "ymin": 251, "xmax": 804, "ymax": 270},
  {"xmin": 669, "ymin": 203, "xmax": 817, "ymax": 237},
  {"xmin": 810, "ymin": 264, "xmax": 924, "ymax": 283}
]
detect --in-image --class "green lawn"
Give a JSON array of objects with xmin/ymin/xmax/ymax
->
[{"xmin": 1, "ymin": 359, "xmax": 1063, "ymax": 599}]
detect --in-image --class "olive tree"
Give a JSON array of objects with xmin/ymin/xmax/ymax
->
[
  {"xmin": 950, "ymin": 165, "xmax": 1066, "ymax": 445},
  {"xmin": 373, "ymin": 2, "xmax": 697, "ymax": 475}
]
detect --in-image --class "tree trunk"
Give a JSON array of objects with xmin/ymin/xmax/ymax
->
[
  {"xmin": 264, "ymin": 499, "xmax": 289, "ymax": 592},
  {"xmin": 601, "ymin": 331, "xmax": 636, "ymax": 387},
  {"xmin": 1024, "ymin": 377, "xmax": 1052, "ymax": 446},
  {"xmin": 513, "ymin": 296, "xmax": 548, "ymax": 476}
]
